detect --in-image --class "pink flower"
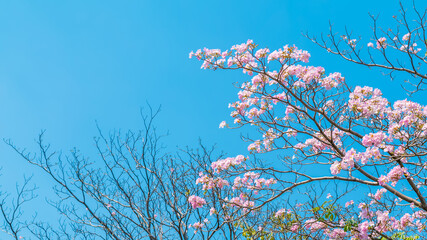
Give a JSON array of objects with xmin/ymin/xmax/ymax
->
[
  {"xmin": 358, "ymin": 221, "xmax": 373, "ymax": 239},
  {"xmin": 330, "ymin": 161, "xmax": 341, "ymax": 175},
  {"xmin": 341, "ymin": 148, "xmax": 357, "ymax": 170},
  {"xmin": 211, "ymin": 155, "xmax": 246, "ymax": 173},
  {"xmin": 209, "ymin": 207, "xmax": 217, "ymax": 215},
  {"xmin": 191, "ymin": 221, "xmax": 205, "ymax": 229},
  {"xmin": 376, "ymin": 210, "xmax": 389, "ymax": 223},
  {"xmin": 188, "ymin": 195, "xmax": 206, "ymax": 209},
  {"xmin": 328, "ymin": 228, "xmax": 347, "ymax": 239},
  {"xmin": 402, "ymin": 33, "xmax": 411, "ymax": 41},
  {"xmin": 345, "ymin": 200, "xmax": 354, "ymax": 207},
  {"xmin": 358, "ymin": 203, "xmax": 374, "ymax": 219},
  {"xmin": 387, "ymin": 166, "xmax": 408, "ymax": 186},
  {"xmin": 362, "ymin": 132, "xmax": 387, "ymax": 147},
  {"xmin": 290, "ymin": 223, "xmax": 299, "ymax": 232},
  {"xmin": 376, "ymin": 37, "xmax": 387, "ymax": 49},
  {"xmin": 255, "ymin": 48, "xmax": 270, "ymax": 58},
  {"xmin": 275, "ymin": 208, "xmax": 288, "ymax": 218},
  {"xmin": 378, "ymin": 175, "xmax": 388, "ymax": 186},
  {"xmin": 305, "ymin": 218, "xmax": 326, "ymax": 232},
  {"xmin": 374, "ymin": 188, "xmax": 387, "ymax": 201},
  {"xmin": 400, "ymin": 213, "xmax": 413, "ymax": 228}
]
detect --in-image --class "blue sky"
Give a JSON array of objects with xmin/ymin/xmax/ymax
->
[{"xmin": 0, "ymin": 0, "xmax": 425, "ymax": 227}]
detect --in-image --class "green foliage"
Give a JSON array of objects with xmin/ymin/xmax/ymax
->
[{"xmin": 389, "ymin": 232, "xmax": 420, "ymax": 240}]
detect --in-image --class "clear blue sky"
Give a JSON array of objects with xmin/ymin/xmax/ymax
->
[{"xmin": 0, "ymin": 0, "xmax": 425, "ymax": 227}]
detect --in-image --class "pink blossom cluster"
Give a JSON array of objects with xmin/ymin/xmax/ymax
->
[
  {"xmin": 228, "ymin": 193, "xmax": 255, "ymax": 209},
  {"xmin": 368, "ymin": 188, "xmax": 387, "ymax": 204},
  {"xmin": 353, "ymin": 206, "xmax": 427, "ymax": 238},
  {"xmin": 376, "ymin": 37, "xmax": 387, "ymax": 49},
  {"xmin": 399, "ymin": 43, "xmax": 422, "ymax": 53},
  {"xmin": 324, "ymin": 228, "xmax": 347, "ymax": 240},
  {"xmin": 231, "ymin": 40, "xmax": 255, "ymax": 54},
  {"xmin": 330, "ymin": 146, "xmax": 384, "ymax": 175},
  {"xmin": 357, "ymin": 221, "xmax": 374, "ymax": 239},
  {"xmin": 247, "ymin": 140, "xmax": 262, "ymax": 153},
  {"xmin": 345, "ymin": 200, "xmax": 354, "ymax": 207},
  {"xmin": 387, "ymin": 100, "xmax": 427, "ymax": 140},
  {"xmin": 402, "ymin": 33, "xmax": 411, "ymax": 41},
  {"xmin": 267, "ymin": 45, "xmax": 310, "ymax": 63},
  {"xmin": 233, "ymin": 171, "xmax": 276, "ymax": 191},
  {"xmin": 295, "ymin": 128, "xmax": 344, "ymax": 154},
  {"xmin": 190, "ymin": 40, "xmax": 427, "ymax": 239},
  {"xmin": 209, "ymin": 207, "xmax": 216, "ymax": 215},
  {"xmin": 210, "ymin": 155, "xmax": 247, "ymax": 173},
  {"xmin": 366, "ymin": 34, "xmax": 423, "ymax": 55},
  {"xmin": 361, "ymin": 131, "xmax": 389, "ymax": 147},
  {"xmin": 283, "ymin": 65, "xmax": 344, "ymax": 90},
  {"xmin": 261, "ymin": 128, "xmax": 280, "ymax": 151},
  {"xmin": 254, "ymin": 48, "xmax": 269, "ymax": 59},
  {"xmin": 196, "ymin": 173, "xmax": 229, "ymax": 190},
  {"xmin": 189, "ymin": 221, "xmax": 205, "ymax": 233},
  {"xmin": 376, "ymin": 165, "xmax": 408, "ymax": 187},
  {"xmin": 373, "ymin": 210, "xmax": 392, "ymax": 235},
  {"xmin": 188, "ymin": 195, "xmax": 206, "ymax": 209},
  {"xmin": 342, "ymin": 148, "xmax": 359, "ymax": 170},
  {"xmin": 358, "ymin": 203, "xmax": 374, "ymax": 219},
  {"xmin": 386, "ymin": 165, "xmax": 408, "ymax": 186},
  {"xmin": 304, "ymin": 218, "xmax": 326, "ymax": 232},
  {"xmin": 284, "ymin": 128, "xmax": 297, "ymax": 137},
  {"xmin": 190, "ymin": 221, "xmax": 204, "ymax": 229},
  {"xmin": 399, "ymin": 33, "xmax": 421, "ymax": 53},
  {"xmin": 274, "ymin": 208, "xmax": 291, "ymax": 218},
  {"xmin": 367, "ymin": 37, "xmax": 387, "ymax": 49},
  {"xmin": 320, "ymin": 72, "xmax": 345, "ymax": 90},
  {"xmin": 348, "ymin": 86, "xmax": 389, "ymax": 118},
  {"xmin": 330, "ymin": 161, "xmax": 341, "ymax": 175},
  {"xmin": 191, "ymin": 41, "xmax": 345, "ymax": 108},
  {"xmin": 191, "ymin": 40, "xmax": 316, "ymax": 75}
]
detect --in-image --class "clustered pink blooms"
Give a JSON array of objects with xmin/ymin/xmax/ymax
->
[
  {"xmin": 188, "ymin": 195, "xmax": 206, "ymax": 209},
  {"xmin": 233, "ymin": 171, "xmax": 276, "ymax": 192},
  {"xmin": 227, "ymin": 193, "xmax": 255, "ymax": 210},
  {"xmin": 348, "ymin": 86, "xmax": 389, "ymax": 118},
  {"xmin": 295, "ymin": 129, "xmax": 344, "ymax": 153},
  {"xmin": 386, "ymin": 165, "xmax": 408, "ymax": 186},
  {"xmin": 330, "ymin": 146, "xmax": 384, "ymax": 175},
  {"xmin": 366, "ymin": 33, "xmax": 423, "ymax": 54},
  {"xmin": 210, "ymin": 155, "xmax": 247, "ymax": 173},
  {"xmin": 305, "ymin": 218, "xmax": 327, "ymax": 232},
  {"xmin": 190, "ymin": 222, "xmax": 204, "ymax": 229},
  {"xmin": 189, "ymin": 40, "xmax": 427, "ymax": 238},
  {"xmin": 368, "ymin": 188, "xmax": 387, "ymax": 204},
  {"xmin": 325, "ymin": 228, "xmax": 347, "ymax": 239},
  {"xmin": 376, "ymin": 37, "xmax": 387, "ymax": 49},
  {"xmin": 358, "ymin": 203, "xmax": 374, "ymax": 219},
  {"xmin": 362, "ymin": 131, "xmax": 389, "ymax": 147},
  {"xmin": 196, "ymin": 173, "xmax": 229, "ymax": 190},
  {"xmin": 345, "ymin": 200, "xmax": 354, "ymax": 207},
  {"xmin": 402, "ymin": 33, "xmax": 411, "ymax": 41},
  {"xmin": 274, "ymin": 208, "xmax": 290, "ymax": 218},
  {"xmin": 209, "ymin": 207, "xmax": 216, "ymax": 215}
]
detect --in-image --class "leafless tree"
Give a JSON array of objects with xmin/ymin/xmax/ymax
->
[
  {"xmin": 306, "ymin": 1, "xmax": 427, "ymax": 95},
  {"xmin": 1, "ymin": 107, "xmax": 242, "ymax": 239}
]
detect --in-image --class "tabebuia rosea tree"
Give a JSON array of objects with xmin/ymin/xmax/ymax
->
[{"xmin": 187, "ymin": 5, "xmax": 427, "ymax": 239}]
